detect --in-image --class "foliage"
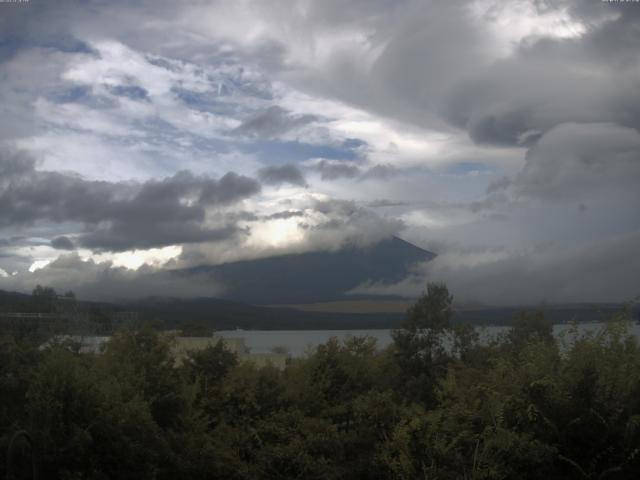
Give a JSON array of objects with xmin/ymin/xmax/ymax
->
[
  {"xmin": 2, "ymin": 284, "xmax": 640, "ymax": 479},
  {"xmin": 391, "ymin": 282, "xmax": 454, "ymax": 406}
]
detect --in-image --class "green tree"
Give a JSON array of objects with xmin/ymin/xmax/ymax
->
[
  {"xmin": 392, "ymin": 282, "xmax": 454, "ymax": 406},
  {"xmin": 507, "ymin": 310, "xmax": 554, "ymax": 351},
  {"xmin": 31, "ymin": 285, "xmax": 58, "ymax": 313},
  {"xmin": 101, "ymin": 326, "xmax": 187, "ymax": 430}
]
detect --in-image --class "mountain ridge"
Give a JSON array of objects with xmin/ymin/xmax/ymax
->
[{"xmin": 179, "ymin": 236, "xmax": 436, "ymax": 304}]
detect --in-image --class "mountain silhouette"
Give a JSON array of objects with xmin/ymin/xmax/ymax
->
[{"xmin": 182, "ymin": 236, "xmax": 435, "ymax": 304}]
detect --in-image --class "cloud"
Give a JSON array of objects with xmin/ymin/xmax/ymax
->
[
  {"xmin": 514, "ymin": 122, "xmax": 640, "ymax": 200},
  {"xmin": 233, "ymin": 106, "xmax": 317, "ymax": 139},
  {"xmin": 308, "ymin": 159, "xmax": 399, "ymax": 182},
  {"xmin": 264, "ymin": 210, "xmax": 305, "ymax": 220},
  {"xmin": 175, "ymin": 196, "xmax": 405, "ymax": 267},
  {"xmin": 5, "ymin": 39, "xmax": 273, "ymax": 182},
  {"xmin": 486, "ymin": 176, "xmax": 511, "ymax": 194},
  {"xmin": 362, "ymin": 164, "xmax": 400, "ymax": 180},
  {"xmin": 106, "ymin": 84, "xmax": 150, "ymax": 101},
  {"xmin": 199, "ymin": 172, "xmax": 262, "ymax": 204},
  {"xmin": 258, "ymin": 164, "xmax": 307, "ymax": 187},
  {"xmin": 0, "ymin": 149, "xmax": 260, "ymax": 251},
  {"xmin": 51, "ymin": 236, "xmax": 75, "ymax": 250},
  {"xmin": 367, "ymin": 199, "xmax": 411, "ymax": 208},
  {"xmin": 352, "ymin": 231, "xmax": 640, "ymax": 305},
  {"xmin": 311, "ymin": 159, "xmax": 361, "ymax": 180},
  {"xmin": 440, "ymin": 4, "xmax": 640, "ymax": 147},
  {"xmin": 1, "ymin": 0, "xmax": 639, "ymax": 303},
  {"xmin": 0, "ymin": 252, "xmax": 222, "ymax": 301},
  {"xmin": 80, "ymin": 224, "xmax": 244, "ymax": 253},
  {"xmin": 300, "ymin": 198, "xmax": 405, "ymax": 249}
]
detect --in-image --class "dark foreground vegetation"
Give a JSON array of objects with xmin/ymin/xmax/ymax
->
[{"xmin": 2, "ymin": 284, "xmax": 640, "ymax": 479}]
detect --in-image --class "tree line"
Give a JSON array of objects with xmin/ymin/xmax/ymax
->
[{"xmin": 1, "ymin": 283, "xmax": 639, "ymax": 479}]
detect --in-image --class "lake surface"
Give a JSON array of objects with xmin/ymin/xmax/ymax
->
[{"xmin": 218, "ymin": 322, "xmax": 640, "ymax": 357}]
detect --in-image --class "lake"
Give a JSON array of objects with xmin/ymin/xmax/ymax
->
[{"xmin": 217, "ymin": 322, "xmax": 640, "ymax": 357}]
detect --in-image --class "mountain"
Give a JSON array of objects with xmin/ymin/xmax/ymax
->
[{"xmin": 181, "ymin": 236, "xmax": 436, "ymax": 305}]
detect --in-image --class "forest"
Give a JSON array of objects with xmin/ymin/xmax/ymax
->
[{"xmin": 2, "ymin": 283, "xmax": 640, "ymax": 479}]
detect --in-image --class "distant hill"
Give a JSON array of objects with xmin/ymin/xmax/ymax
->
[
  {"xmin": 2, "ymin": 287, "xmax": 636, "ymax": 332},
  {"xmin": 0, "ymin": 287, "xmax": 403, "ymax": 331},
  {"xmin": 181, "ymin": 236, "xmax": 435, "ymax": 304},
  {"xmin": 129, "ymin": 296, "xmax": 403, "ymax": 330},
  {"xmin": 0, "ymin": 289, "xmax": 32, "ymax": 311}
]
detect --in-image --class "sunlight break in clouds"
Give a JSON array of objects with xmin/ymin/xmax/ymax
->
[
  {"xmin": 88, "ymin": 245, "xmax": 183, "ymax": 270},
  {"xmin": 469, "ymin": 0, "xmax": 587, "ymax": 56}
]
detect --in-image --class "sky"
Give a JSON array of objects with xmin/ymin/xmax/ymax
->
[{"xmin": 0, "ymin": 0, "xmax": 639, "ymax": 304}]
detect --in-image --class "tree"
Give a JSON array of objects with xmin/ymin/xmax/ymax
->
[
  {"xmin": 62, "ymin": 291, "xmax": 75, "ymax": 300},
  {"xmin": 31, "ymin": 285, "xmax": 58, "ymax": 313},
  {"xmin": 182, "ymin": 340, "xmax": 237, "ymax": 397},
  {"xmin": 31, "ymin": 285, "xmax": 57, "ymax": 299},
  {"xmin": 392, "ymin": 282, "xmax": 454, "ymax": 406},
  {"xmin": 179, "ymin": 322, "xmax": 213, "ymax": 337},
  {"xmin": 507, "ymin": 310, "xmax": 554, "ymax": 352},
  {"xmin": 102, "ymin": 326, "xmax": 187, "ymax": 429}
]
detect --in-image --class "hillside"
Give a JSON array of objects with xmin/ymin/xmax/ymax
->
[
  {"xmin": 130, "ymin": 296, "xmax": 403, "ymax": 330},
  {"xmin": 181, "ymin": 236, "xmax": 435, "ymax": 304}
]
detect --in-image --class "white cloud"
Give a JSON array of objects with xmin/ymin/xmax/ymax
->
[
  {"xmin": 87, "ymin": 245, "xmax": 183, "ymax": 270},
  {"xmin": 28, "ymin": 260, "xmax": 51, "ymax": 273},
  {"xmin": 469, "ymin": 0, "xmax": 587, "ymax": 57}
]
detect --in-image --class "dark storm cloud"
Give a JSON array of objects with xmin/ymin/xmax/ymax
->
[
  {"xmin": 0, "ymin": 150, "xmax": 261, "ymax": 251},
  {"xmin": 199, "ymin": 172, "xmax": 262, "ymax": 204},
  {"xmin": 51, "ymin": 235, "xmax": 75, "ymax": 250},
  {"xmin": 258, "ymin": 164, "xmax": 307, "ymax": 187},
  {"xmin": 233, "ymin": 106, "xmax": 317, "ymax": 139},
  {"xmin": 0, "ymin": 236, "xmax": 28, "ymax": 250},
  {"xmin": 0, "ymin": 149, "xmax": 35, "ymax": 179},
  {"xmin": 80, "ymin": 223, "xmax": 244, "ymax": 252}
]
